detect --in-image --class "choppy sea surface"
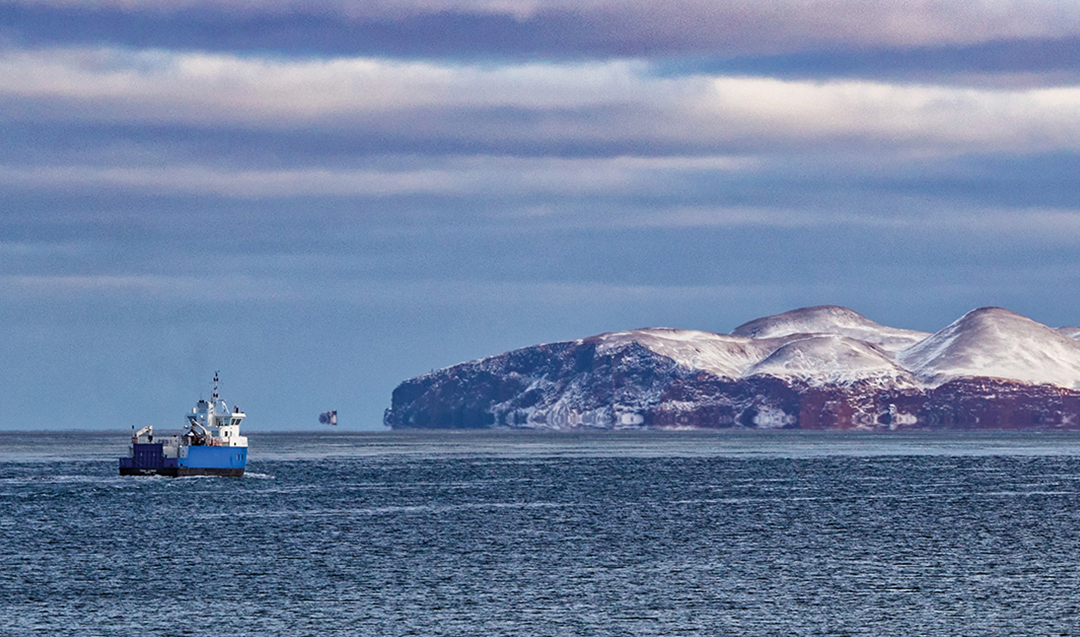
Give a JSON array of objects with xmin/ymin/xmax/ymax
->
[{"xmin": 4, "ymin": 430, "xmax": 1080, "ymax": 636}]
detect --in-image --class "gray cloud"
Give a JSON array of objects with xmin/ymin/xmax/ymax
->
[
  {"xmin": 7, "ymin": 0, "xmax": 1080, "ymax": 56},
  {"xmin": 668, "ymin": 36, "xmax": 1080, "ymax": 86}
]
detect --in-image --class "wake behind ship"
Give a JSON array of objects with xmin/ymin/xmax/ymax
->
[{"xmin": 119, "ymin": 374, "xmax": 248, "ymax": 477}]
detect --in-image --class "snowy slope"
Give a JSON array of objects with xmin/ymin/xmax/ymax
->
[
  {"xmin": 575, "ymin": 308, "xmax": 1080, "ymax": 390},
  {"xmin": 1058, "ymin": 327, "xmax": 1080, "ymax": 340},
  {"xmin": 898, "ymin": 307, "xmax": 1080, "ymax": 389},
  {"xmin": 592, "ymin": 328, "xmax": 795, "ymax": 379},
  {"xmin": 745, "ymin": 335, "xmax": 917, "ymax": 387},
  {"xmin": 732, "ymin": 305, "xmax": 930, "ymax": 351}
]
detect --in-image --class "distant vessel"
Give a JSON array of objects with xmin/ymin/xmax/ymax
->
[
  {"xmin": 119, "ymin": 373, "xmax": 248, "ymax": 477},
  {"xmin": 319, "ymin": 410, "xmax": 338, "ymax": 426}
]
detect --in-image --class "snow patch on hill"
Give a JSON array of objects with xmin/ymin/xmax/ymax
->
[
  {"xmin": 732, "ymin": 305, "xmax": 930, "ymax": 352},
  {"xmin": 591, "ymin": 328, "xmax": 795, "ymax": 379},
  {"xmin": 898, "ymin": 307, "xmax": 1080, "ymax": 389},
  {"xmin": 745, "ymin": 335, "xmax": 917, "ymax": 387},
  {"xmin": 1058, "ymin": 326, "xmax": 1080, "ymax": 340}
]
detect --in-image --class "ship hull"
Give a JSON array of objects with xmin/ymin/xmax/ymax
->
[
  {"xmin": 119, "ymin": 466, "xmax": 245, "ymax": 477},
  {"xmin": 119, "ymin": 443, "xmax": 247, "ymax": 477}
]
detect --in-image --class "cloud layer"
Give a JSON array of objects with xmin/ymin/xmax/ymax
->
[
  {"xmin": 3, "ymin": 0, "xmax": 1080, "ymax": 429},
  {"xmin": 8, "ymin": 0, "xmax": 1080, "ymax": 56}
]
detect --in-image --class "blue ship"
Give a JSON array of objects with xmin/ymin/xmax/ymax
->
[{"xmin": 119, "ymin": 373, "xmax": 248, "ymax": 477}]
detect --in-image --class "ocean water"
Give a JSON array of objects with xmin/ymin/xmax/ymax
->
[{"xmin": 4, "ymin": 430, "xmax": 1080, "ymax": 636}]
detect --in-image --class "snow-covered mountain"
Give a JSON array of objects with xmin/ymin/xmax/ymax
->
[
  {"xmin": 898, "ymin": 308, "xmax": 1080, "ymax": 390},
  {"xmin": 386, "ymin": 306, "xmax": 1080, "ymax": 431}
]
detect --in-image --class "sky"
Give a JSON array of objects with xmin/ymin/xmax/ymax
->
[{"xmin": 4, "ymin": 0, "xmax": 1080, "ymax": 430}]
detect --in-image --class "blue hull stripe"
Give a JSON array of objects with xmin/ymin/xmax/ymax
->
[{"xmin": 180, "ymin": 445, "xmax": 247, "ymax": 469}]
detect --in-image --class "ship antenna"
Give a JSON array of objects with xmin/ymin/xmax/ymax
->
[{"xmin": 213, "ymin": 371, "xmax": 219, "ymax": 403}]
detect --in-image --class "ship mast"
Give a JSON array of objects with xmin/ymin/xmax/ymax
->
[{"xmin": 211, "ymin": 370, "xmax": 220, "ymax": 428}]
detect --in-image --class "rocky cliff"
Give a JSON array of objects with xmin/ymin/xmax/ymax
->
[{"xmin": 385, "ymin": 306, "xmax": 1080, "ymax": 430}]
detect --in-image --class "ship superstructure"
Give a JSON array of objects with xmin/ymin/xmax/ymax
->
[{"xmin": 119, "ymin": 373, "xmax": 248, "ymax": 476}]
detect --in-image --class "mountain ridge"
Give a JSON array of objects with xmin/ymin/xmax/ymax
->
[{"xmin": 386, "ymin": 306, "xmax": 1080, "ymax": 431}]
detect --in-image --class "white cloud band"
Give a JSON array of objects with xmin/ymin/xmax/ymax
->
[{"xmin": 3, "ymin": 47, "xmax": 1080, "ymax": 155}]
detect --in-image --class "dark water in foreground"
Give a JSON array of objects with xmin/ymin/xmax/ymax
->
[{"xmin": 4, "ymin": 430, "xmax": 1080, "ymax": 636}]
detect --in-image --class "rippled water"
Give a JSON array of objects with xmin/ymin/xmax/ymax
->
[{"xmin": 4, "ymin": 430, "xmax": 1080, "ymax": 635}]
